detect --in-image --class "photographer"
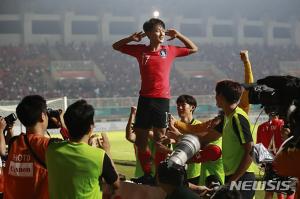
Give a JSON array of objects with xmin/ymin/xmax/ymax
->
[
  {"xmin": 46, "ymin": 100, "xmax": 120, "ymax": 198},
  {"xmin": 257, "ymin": 108, "xmax": 295, "ymax": 199},
  {"xmin": 241, "ymin": 75, "xmax": 300, "ymax": 198},
  {"xmin": 157, "ymin": 160, "xmax": 208, "ymax": 199},
  {"xmin": 3, "ymin": 95, "xmax": 64, "ymax": 199},
  {"xmin": 273, "ymin": 146, "xmax": 300, "ymax": 199}
]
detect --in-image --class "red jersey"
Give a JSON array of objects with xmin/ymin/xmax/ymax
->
[
  {"xmin": 257, "ymin": 118, "xmax": 284, "ymax": 154},
  {"xmin": 4, "ymin": 133, "xmax": 50, "ymax": 199},
  {"xmin": 120, "ymin": 44, "xmax": 190, "ymax": 98}
]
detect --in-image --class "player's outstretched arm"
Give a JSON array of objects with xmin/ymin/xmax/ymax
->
[
  {"xmin": 112, "ymin": 32, "xmax": 145, "ymax": 51},
  {"xmin": 166, "ymin": 29, "xmax": 198, "ymax": 54},
  {"xmin": 239, "ymin": 50, "xmax": 254, "ymax": 114}
]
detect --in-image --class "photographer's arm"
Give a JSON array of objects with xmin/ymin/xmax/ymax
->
[
  {"xmin": 49, "ymin": 110, "xmax": 69, "ymax": 140},
  {"xmin": 239, "ymin": 50, "xmax": 254, "ymax": 114},
  {"xmin": 174, "ymin": 120, "xmax": 211, "ymax": 135},
  {"xmin": 0, "ymin": 117, "xmax": 7, "ymax": 156},
  {"xmin": 93, "ymin": 132, "xmax": 120, "ymax": 190},
  {"xmin": 188, "ymin": 183, "xmax": 211, "ymax": 196},
  {"xmin": 172, "ymin": 115, "xmax": 222, "ymax": 141},
  {"xmin": 98, "ymin": 132, "xmax": 112, "ymax": 157},
  {"xmin": 5, "ymin": 126, "xmax": 14, "ymax": 143}
]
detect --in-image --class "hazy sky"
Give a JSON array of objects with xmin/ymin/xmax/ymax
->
[{"xmin": 1, "ymin": 0, "xmax": 299, "ymax": 21}]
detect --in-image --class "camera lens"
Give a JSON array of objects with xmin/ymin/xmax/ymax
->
[
  {"xmin": 168, "ymin": 134, "xmax": 200, "ymax": 167},
  {"xmin": 4, "ymin": 113, "xmax": 17, "ymax": 126}
]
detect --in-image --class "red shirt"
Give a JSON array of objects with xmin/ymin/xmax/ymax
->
[
  {"xmin": 257, "ymin": 118, "xmax": 284, "ymax": 154},
  {"xmin": 120, "ymin": 44, "xmax": 190, "ymax": 98},
  {"xmin": 4, "ymin": 133, "xmax": 50, "ymax": 199}
]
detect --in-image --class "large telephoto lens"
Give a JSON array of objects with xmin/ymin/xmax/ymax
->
[{"xmin": 168, "ymin": 134, "xmax": 200, "ymax": 167}]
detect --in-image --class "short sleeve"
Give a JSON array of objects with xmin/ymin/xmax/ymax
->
[
  {"xmin": 101, "ymin": 153, "xmax": 118, "ymax": 184},
  {"xmin": 232, "ymin": 114, "xmax": 253, "ymax": 144},
  {"xmin": 169, "ymin": 46, "xmax": 190, "ymax": 57},
  {"xmin": 214, "ymin": 115, "xmax": 224, "ymax": 134}
]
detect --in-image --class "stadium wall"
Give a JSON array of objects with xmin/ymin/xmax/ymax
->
[{"xmin": 0, "ymin": 12, "xmax": 299, "ymax": 46}]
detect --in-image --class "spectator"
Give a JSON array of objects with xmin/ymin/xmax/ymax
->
[{"xmin": 1, "ymin": 43, "xmax": 300, "ymax": 99}]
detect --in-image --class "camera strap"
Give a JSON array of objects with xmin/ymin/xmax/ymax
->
[{"xmin": 23, "ymin": 134, "xmax": 47, "ymax": 169}]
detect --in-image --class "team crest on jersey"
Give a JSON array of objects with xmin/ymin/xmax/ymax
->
[{"xmin": 160, "ymin": 49, "xmax": 167, "ymax": 57}]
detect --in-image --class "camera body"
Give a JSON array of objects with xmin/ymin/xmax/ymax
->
[
  {"xmin": 47, "ymin": 108, "xmax": 62, "ymax": 129},
  {"xmin": 244, "ymin": 75, "xmax": 300, "ymax": 139},
  {"xmin": 47, "ymin": 108, "xmax": 61, "ymax": 118},
  {"xmin": 4, "ymin": 113, "xmax": 17, "ymax": 127},
  {"xmin": 158, "ymin": 134, "xmax": 200, "ymax": 186}
]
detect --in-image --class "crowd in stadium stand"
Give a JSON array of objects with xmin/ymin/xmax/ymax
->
[{"xmin": 0, "ymin": 42, "xmax": 300, "ymax": 100}]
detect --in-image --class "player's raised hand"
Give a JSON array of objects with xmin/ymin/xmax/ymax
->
[
  {"xmin": 240, "ymin": 50, "xmax": 250, "ymax": 63},
  {"xmin": 129, "ymin": 31, "xmax": 146, "ymax": 42},
  {"xmin": 166, "ymin": 29, "xmax": 179, "ymax": 41},
  {"xmin": 130, "ymin": 106, "xmax": 137, "ymax": 115}
]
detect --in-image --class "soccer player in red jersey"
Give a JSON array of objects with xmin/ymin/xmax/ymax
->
[
  {"xmin": 257, "ymin": 108, "xmax": 284, "ymax": 155},
  {"xmin": 113, "ymin": 18, "xmax": 198, "ymax": 184}
]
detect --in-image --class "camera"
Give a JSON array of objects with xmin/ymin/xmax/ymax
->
[
  {"xmin": 4, "ymin": 113, "xmax": 17, "ymax": 127},
  {"xmin": 167, "ymin": 134, "xmax": 201, "ymax": 168},
  {"xmin": 157, "ymin": 134, "xmax": 200, "ymax": 186},
  {"xmin": 203, "ymin": 175, "xmax": 222, "ymax": 198},
  {"xmin": 243, "ymin": 75, "xmax": 300, "ymax": 140},
  {"xmin": 47, "ymin": 108, "xmax": 61, "ymax": 118},
  {"xmin": 47, "ymin": 108, "xmax": 62, "ymax": 129}
]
